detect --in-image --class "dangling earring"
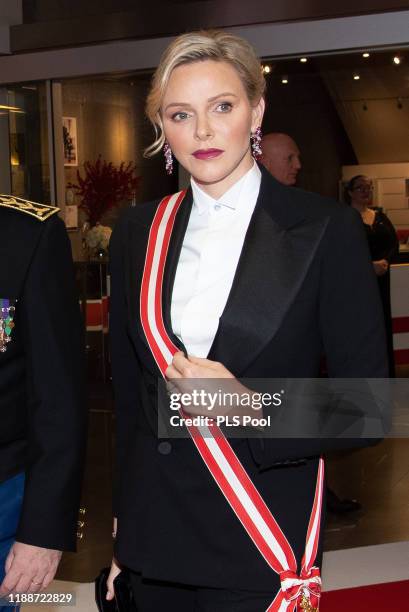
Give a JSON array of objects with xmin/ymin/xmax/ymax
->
[
  {"xmin": 251, "ymin": 126, "xmax": 263, "ymax": 160},
  {"xmin": 163, "ymin": 141, "xmax": 173, "ymax": 175}
]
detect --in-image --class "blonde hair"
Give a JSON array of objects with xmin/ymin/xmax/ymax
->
[{"xmin": 144, "ymin": 30, "xmax": 266, "ymax": 157}]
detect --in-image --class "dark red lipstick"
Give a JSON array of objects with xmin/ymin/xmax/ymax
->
[{"xmin": 192, "ymin": 149, "xmax": 224, "ymax": 160}]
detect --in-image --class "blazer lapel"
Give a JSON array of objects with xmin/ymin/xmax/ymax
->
[{"xmin": 207, "ymin": 170, "xmax": 329, "ymax": 375}]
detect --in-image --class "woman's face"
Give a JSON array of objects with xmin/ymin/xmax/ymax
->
[
  {"xmin": 161, "ymin": 60, "xmax": 264, "ymax": 198},
  {"xmin": 349, "ymin": 176, "xmax": 373, "ymax": 207}
]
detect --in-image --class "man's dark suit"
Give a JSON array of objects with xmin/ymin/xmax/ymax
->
[
  {"xmin": 109, "ymin": 167, "xmax": 387, "ymax": 593},
  {"xmin": 0, "ymin": 199, "xmax": 86, "ymax": 552}
]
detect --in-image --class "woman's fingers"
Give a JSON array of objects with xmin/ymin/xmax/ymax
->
[
  {"xmin": 165, "ymin": 364, "xmax": 183, "ymax": 379},
  {"xmin": 188, "ymin": 355, "xmax": 217, "ymax": 367},
  {"xmin": 106, "ymin": 558, "xmax": 122, "ymax": 601}
]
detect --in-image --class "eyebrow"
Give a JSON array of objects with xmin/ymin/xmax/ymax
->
[{"xmin": 164, "ymin": 92, "xmax": 238, "ymax": 111}]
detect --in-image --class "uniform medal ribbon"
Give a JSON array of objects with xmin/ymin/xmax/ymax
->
[{"xmin": 0, "ymin": 298, "xmax": 16, "ymax": 353}]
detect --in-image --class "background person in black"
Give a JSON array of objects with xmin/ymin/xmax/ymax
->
[
  {"xmin": 107, "ymin": 31, "xmax": 388, "ymax": 611},
  {"xmin": 346, "ymin": 175, "xmax": 399, "ymax": 377},
  {"xmin": 0, "ymin": 196, "xmax": 86, "ymax": 607}
]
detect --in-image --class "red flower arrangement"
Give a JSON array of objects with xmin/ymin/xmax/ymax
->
[{"xmin": 68, "ymin": 157, "xmax": 140, "ymax": 226}]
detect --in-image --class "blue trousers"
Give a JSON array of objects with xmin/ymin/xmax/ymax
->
[{"xmin": 0, "ymin": 472, "xmax": 24, "ymax": 611}]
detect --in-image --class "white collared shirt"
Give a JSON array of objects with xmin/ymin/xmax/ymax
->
[{"xmin": 171, "ymin": 162, "xmax": 261, "ymax": 357}]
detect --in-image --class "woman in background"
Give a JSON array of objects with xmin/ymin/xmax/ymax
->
[{"xmin": 346, "ymin": 175, "xmax": 398, "ymax": 376}]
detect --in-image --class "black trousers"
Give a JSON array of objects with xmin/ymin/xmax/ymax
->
[{"xmin": 128, "ymin": 571, "xmax": 273, "ymax": 612}]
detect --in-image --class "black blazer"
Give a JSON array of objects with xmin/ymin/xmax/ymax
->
[
  {"xmin": 0, "ymin": 206, "xmax": 86, "ymax": 552},
  {"xmin": 109, "ymin": 167, "xmax": 388, "ymax": 591}
]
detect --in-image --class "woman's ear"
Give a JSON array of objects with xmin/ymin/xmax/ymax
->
[{"xmin": 251, "ymin": 97, "xmax": 265, "ymax": 132}]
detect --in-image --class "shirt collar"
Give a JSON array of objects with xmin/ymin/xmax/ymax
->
[{"xmin": 191, "ymin": 162, "xmax": 261, "ymax": 215}]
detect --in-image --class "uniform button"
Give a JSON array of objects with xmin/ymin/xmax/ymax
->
[
  {"xmin": 214, "ymin": 204, "xmax": 222, "ymax": 211},
  {"xmin": 158, "ymin": 441, "xmax": 172, "ymax": 455}
]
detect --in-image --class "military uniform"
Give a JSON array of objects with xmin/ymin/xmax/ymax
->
[{"xmin": 0, "ymin": 196, "xmax": 86, "ymax": 600}]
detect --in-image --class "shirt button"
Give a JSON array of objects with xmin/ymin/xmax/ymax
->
[
  {"xmin": 214, "ymin": 204, "xmax": 222, "ymax": 211},
  {"xmin": 158, "ymin": 441, "xmax": 172, "ymax": 455}
]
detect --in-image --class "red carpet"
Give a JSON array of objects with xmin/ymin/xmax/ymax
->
[{"xmin": 321, "ymin": 580, "xmax": 409, "ymax": 611}]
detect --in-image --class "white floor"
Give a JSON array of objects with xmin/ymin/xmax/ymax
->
[{"xmin": 21, "ymin": 541, "xmax": 409, "ymax": 610}]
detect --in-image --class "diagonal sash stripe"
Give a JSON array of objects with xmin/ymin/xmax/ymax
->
[
  {"xmin": 139, "ymin": 192, "xmax": 325, "ymax": 612},
  {"xmin": 153, "ymin": 191, "xmax": 186, "ymax": 355},
  {"xmin": 188, "ymin": 420, "xmax": 290, "ymax": 571},
  {"xmin": 302, "ymin": 459, "xmax": 324, "ymax": 573},
  {"xmin": 140, "ymin": 192, "xmax": 185, "ymax": 373},
  {"xmin": 212, "ymin": 431, "xmax": 297, "ymax": 569}
]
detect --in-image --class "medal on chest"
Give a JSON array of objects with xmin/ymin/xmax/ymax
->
[{"xmin": 0, "ymin": 298, "xmax": 17, "ymax": 353}]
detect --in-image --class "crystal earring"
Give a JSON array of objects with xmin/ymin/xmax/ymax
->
[
  {"xmin": 163, "ymin": 141, "xmax": 173, "ymax": 175},
  {"xmin": 251, "ymin": 126, "xmax": 263, "ymax": 160}
]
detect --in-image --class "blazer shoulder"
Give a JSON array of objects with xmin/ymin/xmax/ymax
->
[
  {"xmin": 114, "ymin": 197, "xmax": 164, "ymax": 228},
  {"xmin": 113, "ymin": 189, "xmax": 190, "ymax": 231},
  {"xmin": 289, "ymin": 189, "xmax": 365, "ymax": 245},
  {"xmin": 260, "ymin": 168, "xmax": 347, "ymax": 228},
  {"xmin": 288, "ymin": 186, "xmax": 347, "ymax": 221},
  {"xmin": 110, "ymin": 197, "xmax": 164, "ymax": 258}
]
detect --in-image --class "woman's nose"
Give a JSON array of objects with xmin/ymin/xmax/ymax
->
[{"xmin": 195, "ymin": 115, "xmax": 213, "ymax": 141}]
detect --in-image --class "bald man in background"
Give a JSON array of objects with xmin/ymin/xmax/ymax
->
[{"xmin": 260, "ymin": 132, "xmax": 302, "ymax": 186}]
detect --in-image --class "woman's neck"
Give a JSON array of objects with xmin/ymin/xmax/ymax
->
[{"xmin": 351, "ymin": 202, "xmax": 369, "ymax": 214}]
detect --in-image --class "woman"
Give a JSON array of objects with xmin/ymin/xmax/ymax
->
[
  {"xmin": 107, "ymin": 31, "xmax": 387, "ymax": 611},
  {"xmin": 346, "ymin": 175, "xmax": 398, "ymax": 376}
]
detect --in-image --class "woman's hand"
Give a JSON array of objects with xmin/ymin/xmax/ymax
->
[
  {"xmin": 106, "ymin": 557, "xmax": 122, "ymax": 601},
  {"xmin": 165, "ymin": 352, "xmax": 255, "ymax": 421},
  {"xmin": 373, "ymin": 259, "xmax": 388, "ymax": 276},
  {"xmin": 166, "ymin": 351, "xmax": 234, "ymax": 381}
]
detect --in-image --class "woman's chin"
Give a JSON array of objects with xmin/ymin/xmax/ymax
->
[
  {"xmin": 190, "ymin": 166, "xmax": 230, "ymax": 186},
  {"xmin": 189, "ymin": 159, "xmax": 249, "ymax": 186}
]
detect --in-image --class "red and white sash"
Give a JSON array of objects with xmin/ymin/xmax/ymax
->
[{"xmin": 140, "ymin": 191, "xmax": 325, "ymax": 612}]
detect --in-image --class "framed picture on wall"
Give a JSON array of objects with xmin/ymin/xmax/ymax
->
[{"xmin": 63, "ymin": 116, "xmax": 78, "ymax": 166}]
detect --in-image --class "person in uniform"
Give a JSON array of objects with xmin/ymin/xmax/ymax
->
[
  {"xmin": 107, "ymin": 31, "xmax": 387, "ymax": 611},
  {"xmin": 0, "ymin": 195, "xmax": 86, "ymax": 609}
]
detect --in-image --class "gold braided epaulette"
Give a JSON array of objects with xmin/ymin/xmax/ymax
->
[{"xmin": 0, "ymin": 195, "xmax": 60, "ymax": 221}]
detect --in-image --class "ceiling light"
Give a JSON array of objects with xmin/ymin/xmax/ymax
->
[
  {"xmin": 300, "ymin": 57, "xmax": 308, "ymax": 63},
  {"xmin": 263, "ymin": 65, "xmax": 271, "ymax": 74},
  {"xmin": 353, "ymin": 73, "xmax": 360, "ymax": 80},
  {"xmin": 281, "ymin": 76, "xmax": 288, "ymax": 84},
  {"xmin": 362, "ymin": 52, "xmax": 370, "ymax": 58},
  {"xmin": 393, "ymin": 56, "xmax": 402, "ymax": 65}
]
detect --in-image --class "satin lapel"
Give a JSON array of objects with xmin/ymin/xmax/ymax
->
[{"xmin": 207, "ymin": 174, "xmax": 329, "ymax": 375}]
